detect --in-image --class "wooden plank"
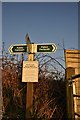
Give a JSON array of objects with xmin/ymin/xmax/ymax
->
[
  {"xmin": 66, "ymin": 67, "xmax": 75, "ymax": 120},
  {"xmin": 65, "ymin": 50, "xmax": 80, "ymax": 119}
]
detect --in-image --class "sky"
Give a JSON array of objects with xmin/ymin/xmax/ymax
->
[
  {"xmin": 2, "ymin": 2, "xmax": 78, "ymax": 50},
  {"xmin": 0, "ymin": 2, "xmax": 79, "ymax": 68}
]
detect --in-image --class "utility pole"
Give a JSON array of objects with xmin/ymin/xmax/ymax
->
[{"xmin": 2, "ymin": 42, "xmax": 5, "ymax": 59}]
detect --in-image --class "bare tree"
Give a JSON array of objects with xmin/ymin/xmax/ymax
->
[{"xmin": 2, "ymin": 50, "xmax": 66, "ymax": 119}]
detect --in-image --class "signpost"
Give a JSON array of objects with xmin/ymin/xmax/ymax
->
[
  {"xmin": 8, "ymin": 34, "xmax": 57, "ymax": 119},
  {"xmin": 26, "ymin": 48, "xmax": 34, "ymax": 118},
  {"xmin": 25, "ymin": 34, "xmax": 34, "ymax": 119},
  {"xmin": 8, "ymin": 44, "xmax": 27, "ymax": 54}
]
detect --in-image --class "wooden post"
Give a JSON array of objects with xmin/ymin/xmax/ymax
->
[
  {"xmin": 66, "ymin": 67, "xmax": 75, "ymax": 120},
  {"xmin": 26, "ymin": 43, "xmax": 34, "ymax": 119}
]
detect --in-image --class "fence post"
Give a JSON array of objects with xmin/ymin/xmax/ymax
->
[{"xmin": 66, "ymin": 67, "xmax": 75, "ymax": 120}]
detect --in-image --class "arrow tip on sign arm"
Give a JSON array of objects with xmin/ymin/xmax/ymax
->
[
  {"xmin": 8, "ymin": 45, "xmax": 13, "ymax": 54},
  {"xmin": 52, "ymin": 44, "xmax": 57, "ymax": 52}
]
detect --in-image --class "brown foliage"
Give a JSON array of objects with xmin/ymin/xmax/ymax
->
[{"xmin": 2, "ymin": 54, "xmax": 67, "ymax": 120}]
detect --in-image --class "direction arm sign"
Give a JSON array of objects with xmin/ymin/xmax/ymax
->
[
  {"xmin": 33, "ymin": 43, "xmax": 57, "ymax": 53},
  {"xmin": 8, "ymin": 44, "xmax": 27, "ymax": 54},
  {"xmin": 8, "ymin": 43, "xmax": 57, "ymax": 54}
]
